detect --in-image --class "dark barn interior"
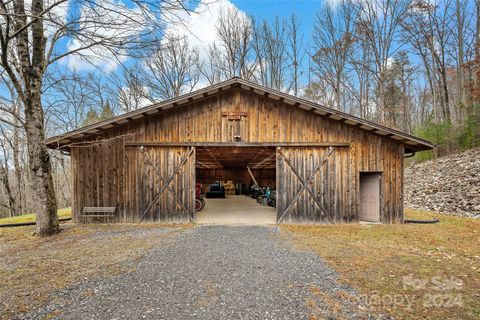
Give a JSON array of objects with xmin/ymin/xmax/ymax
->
[
  {"xmin": 196, "ymin": 146, "xmax": 276, "ymax": 189},
  {"xmin": 195, "ymin": 146, "xmax": 277, "ymax": 223}
]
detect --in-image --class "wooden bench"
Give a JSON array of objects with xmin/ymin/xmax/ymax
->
[{"xmin": 80, "ymin": 207, "xmax": 116, "ymax": 223}]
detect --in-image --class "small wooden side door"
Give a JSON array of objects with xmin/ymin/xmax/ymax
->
[{"xmin": 359, "ymin": 172, "xmax": 381, "ymax": 222}]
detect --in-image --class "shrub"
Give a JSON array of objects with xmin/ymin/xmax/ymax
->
[
  {"xmin": 413, "ymin": 120, "xmax": 452, "ymax": 162},
  {"xmin": 456, "ymin": 104, "xmax": 480, "ymax": 150},
  {"xmin": 411, "ymin": 104, "xmax": 480, "ymax": 164}
]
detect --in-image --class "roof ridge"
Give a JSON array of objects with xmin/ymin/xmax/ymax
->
[{"xmin": 46, "ymin": 77, "xmax": 434, "ymax": 151}]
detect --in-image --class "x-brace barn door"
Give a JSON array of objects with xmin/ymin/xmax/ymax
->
[
  {"xmin": 276, "ymin": 147, "xmax": 336, "ymax": 223},
  {"xmin": 125, "ymin": 146, "xmax": 195, "ymax": 223}
]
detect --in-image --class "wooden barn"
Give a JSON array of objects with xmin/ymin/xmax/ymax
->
[{"xmin": 46, "ymin": 78, "xmax": 434, "ymax": 224}]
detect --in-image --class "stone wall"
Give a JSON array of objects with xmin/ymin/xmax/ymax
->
[{"xmin": 405, "ymin": 147, "xmax": 480, "ymax": 217}]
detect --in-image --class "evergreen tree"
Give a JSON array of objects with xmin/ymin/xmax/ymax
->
[
  {"xmin": 82, "ymin": 102, "xmax": 115, "ymax": 127},
  {"xmin": 99, "ymin": 101, "xmax": 114, "ymax": 121},
  {"xmin": 83, "ymin": 109, "xmax": 100, "ymax": 127}
]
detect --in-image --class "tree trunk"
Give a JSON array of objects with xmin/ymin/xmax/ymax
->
[
  {"xmin": 13, "ymin": 106, "xmax": 23, "ymax": 215},
  {"xmin": 25, "ymin": 90, "xmax": 59, "ymax": 236},
  {"xmin": 456, "ymin": 0, "xmax": 465, "ymax": 123},
  {"xmin": 335, "ymin": 73, "xmax": 342, "ymax": 111},
  {"xmin": 476, "ymin": 1, "xmax": 480, "ymax": 50},
  {"xmin": 440, "ymin": 68, "xmax": 451, "ymax": 123},
  {"xmin": 378, "ymin": 76, "xmax": 386, "ymax": 124},
  {"xmin": 0, "ymin": 166, "xmax": 17, "ymax": 217}
]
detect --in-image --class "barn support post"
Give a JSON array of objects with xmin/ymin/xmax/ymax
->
[{"xmin": 247, "ymin": 166, "xmax": 263, "ymax": 195}]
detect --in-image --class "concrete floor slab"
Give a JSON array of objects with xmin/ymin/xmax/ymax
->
[{"xmin": 195, "ymin": 195, "xmax": 276, "ymax": 225}]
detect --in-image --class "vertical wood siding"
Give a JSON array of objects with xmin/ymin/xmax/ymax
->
[
  {"xmin": 124, "ymin": 146, "xmax": 195, "ymax": 223},
  {"xmin": 71, "ymin": 137, "xmax": 125, "ymax": 222},
  {"xmin": 71, "ymin": 88, "xmax": 405, "ymax": 223},
  {"xmin": 276, "ymin": 147, "xmax": 353, "ymax": 224}
]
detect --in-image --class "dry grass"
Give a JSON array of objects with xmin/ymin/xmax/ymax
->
[
  {"xmin": 283, "ymin": 209, "xmax": 480, "ymax": 320},
  {"xmin": 0, "ymin": 223, "xmax": 190, "ymax": 319},
  {"xmin": 0, "ymin": 208, "xmax": 72, "ymax": 225}
]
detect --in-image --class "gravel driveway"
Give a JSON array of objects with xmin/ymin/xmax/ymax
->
[{"xmin": 22, "ymin": 225, "xmax": 377, "ymax": 319}]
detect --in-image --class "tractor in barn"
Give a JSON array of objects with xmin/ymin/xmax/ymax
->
[{"xmin": 195, "ymin": 183, "xmax": 206, "ymax": 211}]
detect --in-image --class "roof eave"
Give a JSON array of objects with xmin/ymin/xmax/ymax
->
[{"xmin": 46, "ymin": 77, "xmax": 435, "ymax": 152}]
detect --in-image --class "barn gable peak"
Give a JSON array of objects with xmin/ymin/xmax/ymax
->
[{"xmin": 46, "ymin": 77, "xmax": 434, "ymax": 152}]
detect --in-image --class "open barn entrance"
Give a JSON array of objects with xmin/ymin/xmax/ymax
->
[{"xmin": 195, "ymin": 146, "xmax": 276, "ymax": 224}]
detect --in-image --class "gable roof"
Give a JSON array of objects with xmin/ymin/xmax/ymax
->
[{"xmin": 46, "ymin": 77, "xmax": 434, "ymax": 152}]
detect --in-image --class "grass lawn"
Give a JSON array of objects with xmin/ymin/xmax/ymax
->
[
  {"xmin": 0, "ymin": 208, "xmax": 72, "ymax": 225},
  {"xmin": 283, "ymin": 209, "xmax": 480, "ymax": 320},
  {"xmin": 0, "ymin": 223, "xmax": 190, "ymax": 319}
]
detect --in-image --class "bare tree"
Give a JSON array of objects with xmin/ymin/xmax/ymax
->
[
  {"xmin": 353, "ymin": 0, "xmax": 409, "ymax": 125},
  {"xmin": 109, "ymin": 65, "xmax": 150, "ymax": 113},
  {"xmin": 381, "ymin": 51, "xmax": 415, "ymax": 132},
  {"xmin": 350, "ymin": 27, "xmax": 374, "ymax": 118},
  {"xmin": 201, "ymin": 44, "xmax": 226, "ymax": 85},
  {"xmin": 0, "ymin": 75, "xmax": 25, "ymax": 217},
  {"xmin": 211, "ymin": 7, "xmax": 255, "ymax": 80},
  {"xmin": 448, "ymin": 0, "xmax": 477, "ymax": 123},
  {"xmin": 0, "ymin": 129, "xmax": 18, "ymax": 217},
  {"xmin": 402, "ymin": 2, "xmax": 440, "ymax": 123},
  {"xmin": 141, "ymin": 36, "xmax": 201, "ymax": 100},
  {"xmin": 455, "ymin": 0, "xmax": 466, "ymax": 108},
  {"xmin": 252, "ymin": 16, "xmax": 289, "ymax": 90},
  {"xmin": 45, "ymin": 72, "xmax": 94, "ymax": 130},
  {"xmin": 312, "ymin": 0, "xmax": 355, "ymax": 111},
  {"xmin": 287, "ymin": 13, "xmax": 305, "ymax": 96},
  {"xmin": 476, "ymin": 0, "xmax": 480, "ymax": 48},
  {"xmin": 402, "ymin": 0, "xmax": 453, "ymax": 125},
  {"xmin": 0, "ymin": 0, "xmax": 193, "ymax": 236}
]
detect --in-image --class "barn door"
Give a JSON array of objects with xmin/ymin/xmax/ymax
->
[
  {"xmin": 125, "ymin": 146, "xmax": 195, "ymax": 223},
  {"xmin": 276, "ymin": 147, "xmax": 337, "ymax": 223}
]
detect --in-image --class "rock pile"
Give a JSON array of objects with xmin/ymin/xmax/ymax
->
[{"xmin": 405, "ymin": 147, "xmax": 480, "ymax": 217}]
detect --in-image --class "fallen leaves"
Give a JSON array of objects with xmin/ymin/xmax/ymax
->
[
  {"xmin": 283, "ymin": 209, "xmax": 480, "ymax": 320},
  {"xmin": 0, "ymin": 223, "xmax": 189, "ymax": 319}
]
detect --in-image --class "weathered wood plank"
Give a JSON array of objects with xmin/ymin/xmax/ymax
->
[
  {"xmin": 70, "ymin": 89, "xmax": 406, "ymax": 224},
  {"xmin": 124, "ymin": 142, "xmax": 351, "ymax": 147}
]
